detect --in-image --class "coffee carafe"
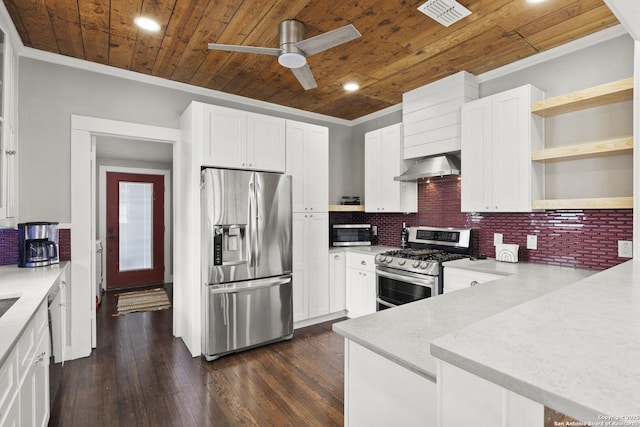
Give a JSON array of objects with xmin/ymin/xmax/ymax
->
[{"xmin": 18, "ymin": 222, "xmax": 60, "ymax": 268}]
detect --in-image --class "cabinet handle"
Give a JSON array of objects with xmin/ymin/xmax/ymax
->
[
  {"xmin": 34, "ymin": 351, "xmax": 46, "ymax": 364},
  {"xmin": 334, "ymin": 255, "xmax": 340, "ymax": 259},
  {"xmin": 5, "ymin": 150, "xmax": 16, "ymax": 155},
  {"xmin": 360, "ymin": 260, "xmax": 366, "ymax": 266},
  {"xmin": 470, "ymin": 281, "xmax": 479, "ymax": 287}
]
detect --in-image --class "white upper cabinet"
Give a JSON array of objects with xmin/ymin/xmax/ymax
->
[
  {"xmin": 201, "ymin": 104, "xmax": 285, "ymax": 172},
  {"xmin": 285, "ymin": 120, "xmax": 329, "ymax": 212},
  {"xmin": 365, "ymin": 123, "xmax": 417, "ymax": 213},
  {"xmin": 0, "ymin": 26, "xmax": 19, "ymax": 222},
  {"xmin": 461, "ymin": 85, "xmax": 544, "ymax": 212}
]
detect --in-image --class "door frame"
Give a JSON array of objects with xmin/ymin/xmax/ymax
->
[
  {"xmin": 99, "ymin": 166, "xmax": 172, "ymax": 290},
  {"xmin": 71, "ymin": 115, "xmax": 180, "ymax": 358}
]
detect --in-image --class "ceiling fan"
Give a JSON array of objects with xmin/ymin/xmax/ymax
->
[{"xmin": 208, "ymin": 20, "xmax": 361, "ymax": 90}]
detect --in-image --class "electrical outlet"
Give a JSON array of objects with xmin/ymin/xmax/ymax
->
[
  {"xmin": 618, "ymin": 240, "xmax": 633, "ymax": 258},
  {"xmin": 493, "ymin": 233, "xmax": 503, "ymax": 246},
  {"xmin": 526, "ymin": 235, "xmax": 538, "ymax": 250}
]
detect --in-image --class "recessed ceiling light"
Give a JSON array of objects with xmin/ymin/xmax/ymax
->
[
  {"xmin": 526, "ymin": 0, "xmax": 547, "ymax": 3},
  {"xmin": 134, "ymin": 17, "xmax": 161, "ymax": 32},
  {"xmin": 344, "ymin": 82, "xmax": 360, "ymax": 92}
]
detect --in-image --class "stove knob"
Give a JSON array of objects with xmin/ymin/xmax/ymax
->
[
  {"xmin": 376, "ymin": 255, "xmax": 385, "ymax": 263},
  {"xmin": 412, "ymin": 261, "xmax": 421, "ymax": 268},
  {"xmin": 398, "ymin": 259, "xmax": 406, "ymax": 266},
  {"xmin": 386, "ymin": 258, "xmax": 393, "ymax": 264},
  {"xmin": 420, "ymin": 262, "xmax": 429, "ymax": 269}
]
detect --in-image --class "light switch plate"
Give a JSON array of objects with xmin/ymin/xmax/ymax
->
[
  {"xmin": 493, "ymin": 233, "xmax": 503, "ymax": 246},
  {"xmin": 526, "ymin": 235, "xmax": 537, "ymax": 250},
  {"xmin": 618, "ymin": 240, "xmax": 633, "ymax": 258}
]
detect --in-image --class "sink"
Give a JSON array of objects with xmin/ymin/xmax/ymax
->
[{"xmin": 0, "ymin": 297, "xmax": 19, "ymax": 318}]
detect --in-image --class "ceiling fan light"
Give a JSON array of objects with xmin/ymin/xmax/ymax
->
[
  {"xmin": 278, "ymin": 52, "xmax": 307, "ymax": 69},
  {"xmin": 134, "ymin": 16, "xmax": 161, "ymax": 32}
]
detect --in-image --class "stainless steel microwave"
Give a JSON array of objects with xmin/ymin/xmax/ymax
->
[{"xmin": 331, "ymin": 224, "xmax": 373, "ymax": 247}]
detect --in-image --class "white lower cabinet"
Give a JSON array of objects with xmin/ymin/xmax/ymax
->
[
  {"xmin": 0, "ymin": 301, "xmax": 50, "ymax": 427},
  {"xmin": 437, "ymin": 361, "xmax": 543, "ymax": 427},
  {"xmin": 329, "ymin": 251, "xmax": 346, "ymax": 313},
  {"xmin": 345, "ymin": 340, "xmax": 437, "ymax": 427},
  {"xmin": 292, "ymin": 212, "xmax": 329, "ymax": 323},
  {"xmin": 443, "ymin": 267, "xmax": 503, "ymax": 293},
  {"xmin": 345, "ymin": 252, "xmax": 376, "ymax": 318}
]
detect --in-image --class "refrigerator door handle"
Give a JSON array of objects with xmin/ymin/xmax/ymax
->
[
  {"xmin": 254, "ymin": 177, "xmax": 262, "ymax": 267},
  {"xmin": 248, "ymin": 180, "xmax": 257, "ymax": 268},
  {"xmin": 207, "ymin": 275, "xmax": 292, "ymax": 294}
]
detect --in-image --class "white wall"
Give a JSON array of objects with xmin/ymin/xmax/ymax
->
[{"xmin": 18, "ymin": 58, "xmax": 354, "ymax": 221}]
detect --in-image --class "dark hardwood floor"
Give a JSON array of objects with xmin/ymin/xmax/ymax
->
[{"xmin": 49, "ymin": 286, "xmax": 345, "ymax": 426}]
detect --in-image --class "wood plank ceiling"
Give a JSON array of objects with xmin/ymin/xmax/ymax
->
[{"xmin": 3, "ymin": 0, "xmax": 620, "ymax": 120}]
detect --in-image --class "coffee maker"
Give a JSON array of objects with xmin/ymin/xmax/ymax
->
[{"xmin": 18, "ymin": 222, "xmax": 59, "ymax": 268}]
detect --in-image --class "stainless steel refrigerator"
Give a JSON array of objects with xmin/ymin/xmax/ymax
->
[{"xmin": 201, "ymin": 168, "xmax": 293, "ymax": 361}]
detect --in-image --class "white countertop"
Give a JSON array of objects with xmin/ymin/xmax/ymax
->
[
  {"xmin": 431, "ymin": 260, "xmax": 640, "ymax": 421},
  {"xmin": 333, "ymin": 260, "xmax": 594, "ymax": 382},
  {"xmin": 0, "ymin": 263, "xmax": 68, "ymax": 365}
]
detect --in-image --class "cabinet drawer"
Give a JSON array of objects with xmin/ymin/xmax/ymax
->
[
  {"xmin": 346, "ymin": 252, "xmax": 376, "ymax": 272},
  {"xmin": 444, "ymin": 267, "xmax": 503, "ymax": 292},
  {"xmin": 0, "ymin": 346, "xmax": 18, "ymax": 422}
]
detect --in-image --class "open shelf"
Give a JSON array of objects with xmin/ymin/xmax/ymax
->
[
  {"xmin": 329, "ymin": 205, "xmax": 365, "ymax": 212},
  {"xmin": 531, "ymin": 77, "xmax": 633, "ymax": 117},
  {"xmin": 532, "ymin": 197, "xmax": 633, "ymax": 210},
  {"xmin": 531, "ymin": 137, "xmax": 633, "ymax": 162}
]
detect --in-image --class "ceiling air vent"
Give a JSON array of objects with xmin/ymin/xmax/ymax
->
[{"xmin": 417, "ymin": 0, "xmax": 472, "ymax": 27}]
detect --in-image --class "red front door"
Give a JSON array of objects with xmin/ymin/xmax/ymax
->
[{"xmin": 106, "ymin": 172, "xmax": 165, "ymax": 289}]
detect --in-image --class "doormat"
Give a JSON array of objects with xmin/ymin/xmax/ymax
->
[{"xmin": 113, "ymin": 288, "xmax": 171, "ymax": 316}]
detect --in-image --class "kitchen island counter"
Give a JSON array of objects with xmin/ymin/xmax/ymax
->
[
  {"xmin": 0, "ymin": 263, "xmax": 69, "ymax": 366},
  {"xmin": 431, "ymin": 259, "xmax": 639, "ymax": 421},
  {"xmin": 333, "ymin": 260, "xmax": 594, "ymax": 381}
]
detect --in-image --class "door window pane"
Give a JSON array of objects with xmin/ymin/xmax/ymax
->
[{"xmin": 119, "ymin": 182, "xmax": 153, "ymax": 271}]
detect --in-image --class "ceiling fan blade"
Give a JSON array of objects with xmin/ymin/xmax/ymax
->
[
  {"xmin": 207, "ymin": 43, "xmax": 280, "ymax": 56},
  {"xmin": 295, "ymin": 24, "xmax": 361, "ymax": 56},
  {"xmin": 291, "ymin": 64, "xmax": 317, "ymax": 90}
]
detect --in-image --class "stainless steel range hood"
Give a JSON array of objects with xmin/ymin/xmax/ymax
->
[{"xmin": 394, "ymin": 154, "xmax": 461, "ymax": 181}]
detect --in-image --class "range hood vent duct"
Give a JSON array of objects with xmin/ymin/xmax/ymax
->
[{"xmin": 394, "ymin": 154, "xmax": 461, "ymax": 182}]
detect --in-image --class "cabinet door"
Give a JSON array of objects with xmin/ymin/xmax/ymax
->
[
  {"xmin": 247, "ymin": 113, "xmax": 285, "ymax": 172},
  {"xmin": 33, "ymin": 331, "xmax": 49, "ymax": 427},
  {"xmin": 286, "ymin": 121, "xmax": 307, "ymax": 212},
  {"xmin": 492, "ymin": 86, "xmax": 531, "ymax": 212},
  {"xmin": 346, "ymin": 268, "xmax": 363, "ymax": 318},
  {"xmin": 286, "ymin": 121, "xmax": 328, "ymax": 212},
  {"xmin": 305, "ymin": 125, "xmax": 328, "ymax": 211},
  {"xmin": 379, "ymin": 124, "xmax": 402, "ymax": 211},
  {"xmin": 362, "ymin": 271, "xmax": 377, "ymax": 315},
  {"xmin": 202, "ymin": 105, "xmax": 247, "ymax": 168},
  {"xmin": 306, "ymin": 213, "xmax": 329, "ymax": 318},
  {"xmin": 461, "ymin": 96, "xmax": 493, "ymax": 212},
  {"xmin": 329, "ymin": 252, "xmax": 346, "ymax": 313},
  {"xmin": 292, "ymin": 213, "xmax": 308, "ymax": 322},
  {"xmin": 364, "ymin": 130, "xmax": 382, "ymax": 212}
]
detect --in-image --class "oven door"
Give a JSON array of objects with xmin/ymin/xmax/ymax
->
[{"xmin": 376, "ymin": 266, "xmax": 437, "ymax": 311}]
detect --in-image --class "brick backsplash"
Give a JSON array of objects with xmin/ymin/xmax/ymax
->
[
  {"xmin": 0, "ymin": 227, "xmax": 72, "ymax": 266},
  {"xmin": 332, "ymin": 176, "xmax": 632, "ymax": 270}
]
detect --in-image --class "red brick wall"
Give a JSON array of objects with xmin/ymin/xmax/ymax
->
[{"xmin": 332, "ymin": 177, "xmax": 632, "ymax": 270}]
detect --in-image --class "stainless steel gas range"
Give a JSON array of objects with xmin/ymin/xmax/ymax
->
[{"xmin": 375, "ymin": 226, "xmax": 472, "ymax": 311}]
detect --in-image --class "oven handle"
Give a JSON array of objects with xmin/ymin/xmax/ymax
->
[
  {"xmin": 376, "ymin": 298, "xmax": 396, "ymax": 309},
  {"xmin": 376, "ymin": 267, "xmax": 436, "ymax": 289}
]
